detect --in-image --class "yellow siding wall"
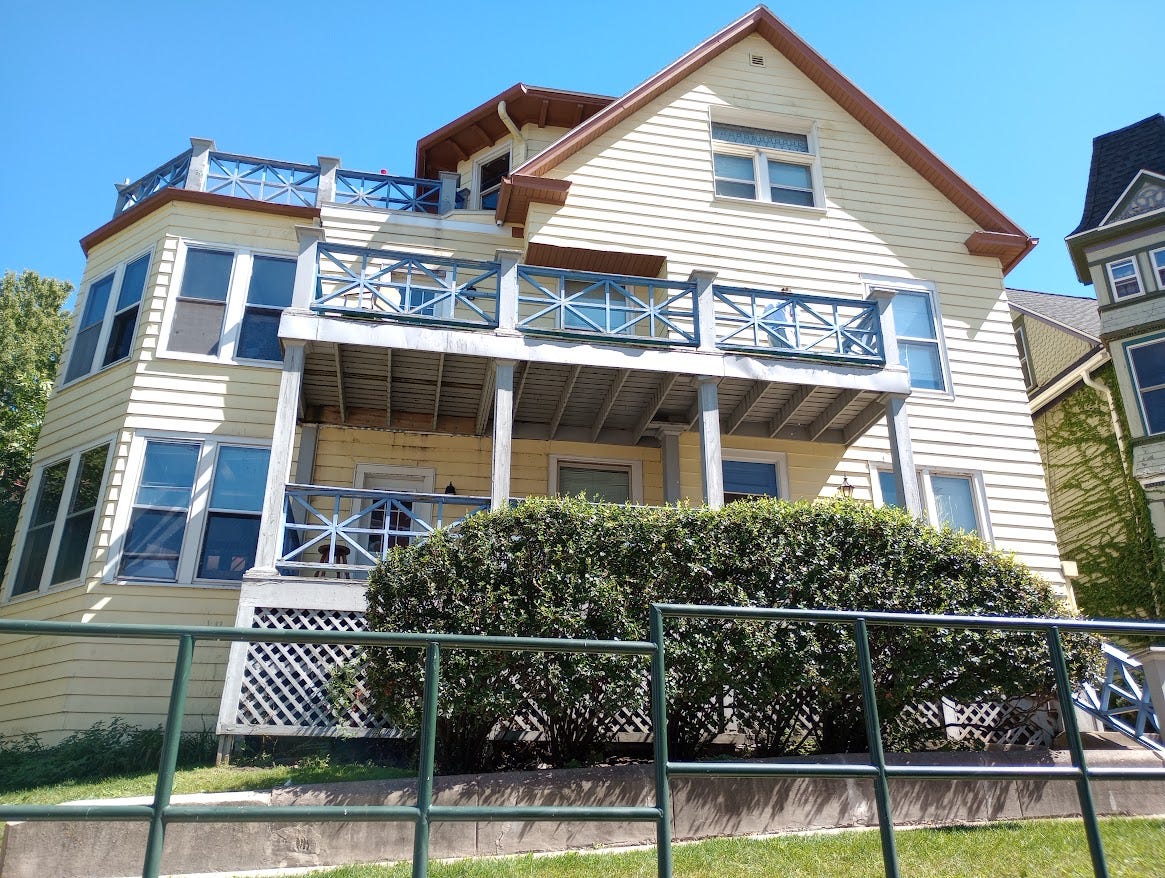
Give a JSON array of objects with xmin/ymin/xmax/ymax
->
[{"xmin": 1021, "ymin": 316, "xmax": 1093, "ymax": 389}]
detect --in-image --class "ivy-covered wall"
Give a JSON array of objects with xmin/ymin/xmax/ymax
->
[{"xmin": 1035, "ymin": 364, "xmax": 1165, "ymax": 619}]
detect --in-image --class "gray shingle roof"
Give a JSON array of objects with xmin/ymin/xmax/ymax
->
[
  {"xmin": 1071, "ymin": 114, "xmax": 1165, "ymax": 236},
  {"xmin": 1006, "ymin": 288, "xmax": 1101, "ymax": 341}
]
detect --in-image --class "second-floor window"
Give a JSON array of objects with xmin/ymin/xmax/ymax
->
[
  {"xmin": 876, "ymin": 468, "xmax": 989, "ymax": 539},
  {"xmin": 166, "ymin": 245, "xmax": 296, "ymax": 363},
  {"xmin": 892, "ymin": 288, "xmax": 948, "ymax": 392},
  {"xmin": 1106, "ymin": 257, "xmax": 1143, "ymax": 300},
  {"xmin": 63, "ymin": 251, "xmax": 152, "ymax": 384},
  {"xmin": 1014, "ymin": 321, "xmax": 1035, "ymax": 390},
  {"xmin": 711, "ymin": 121, "xmax": 820, "ymax": 208},
  {"xmin": 474, "ymin": 149, "xmax": 509, "ymax": 211},
  {"xmin": 1152, "ymin": 248, "xmax": 1165, "ymax": 288},
  {"xmin": 1125, "ymin": 335, "xmax": 1165, "ymax": 436}
]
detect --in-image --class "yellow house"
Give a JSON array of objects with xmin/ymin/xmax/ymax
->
[{"xmin": 0, "ymin": 7, "xmax": 1065, "ymax": 742}]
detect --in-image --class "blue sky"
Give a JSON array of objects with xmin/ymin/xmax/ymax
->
[{"xmin": 1, "ymin": 1, "xmax": 1159, "ymax": 302}]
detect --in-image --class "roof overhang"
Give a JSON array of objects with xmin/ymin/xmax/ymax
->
[
  {"xmin": 494, "ymin": 6, "xmax": 1034, "ymax": 274},
  {"xmin": 524, "ymin": 242, "xmax": 667, "ymax": 278},
  {"xmin": 414, "ymin": 83, "xmax": 614, "ymax": 179},
  {"xmin": 1065, "ymin": 207, "xmax": 1165, "ymax": 284}
]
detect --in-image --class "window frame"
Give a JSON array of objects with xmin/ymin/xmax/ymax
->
[
  {"xmin": 1014, "ymin": 320, "xmax": 1036, "ymax": 390},
  {"xmin": 471, "ymin": 144, "xmax": 511, "ymax": 211},
  {"xmin": 1123, "ymin": 333, "xmax": 1165, "ymax": 437},
  {"xmin": 1150, "ymin": 247, "xmax": 1165, "ymax": 289},
  {"xmin": 159, "ymin": 240, "xmax": 296, "ymax": 368},
  {"xmin": 106, "ymin": 432, "xmax": 271, "ymax": 587},
  {"xmin": 3, "ymin": 439, "xmax": 115, "ymax": 602},
  {"xmin": 869, "ymin": 463, "xmax": 992, "ymax": 543},
  {"xmin": 721, "ymin": 449, "xmax": 789, "ymax": 502},
  {"xmin": 864, "ymin": 277, "xmax": 953, "ymax": 397},
  {"xmin": 708, "ymin": 111, "xmax": 824, "ymax": 211},
  {"xmin": 1106, "ymin": 256, "xmax": 1144, "ymax": 301},
  {"xmin": 548, "ymin": 455, "xmax": 643, "ymax": 504},
  {"xmin": 61, "ymin": 247, "xmax": 155, "ymax": 386}
]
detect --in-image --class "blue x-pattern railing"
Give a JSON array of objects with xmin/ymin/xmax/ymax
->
[
  {"xmin": 313, "ymin": 243, "xmax": 499, "ymax": 326},
  {"xmin": 334, "ymin": 170, "xmax": 442, "ymax": 212},
  {"xmin": 1075, "ymin": 642, "xmax": 1162, "ymax": 751},
  {"xmin": 517, "ymin": 267, "xmax": 698, "ymax": 345},
  {"xmin": 714, "ymin": 285, "xmax": 884, "ymax": 363},
  {"xmin": 205, "ymin": 152, "xmax": 320, "ymax": 206},
  {"xmin": 114, "ymin": 151, "xmax": 192, "ymax": 215}
]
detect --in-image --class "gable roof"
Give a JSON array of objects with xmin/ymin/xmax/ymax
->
[
  {"xmin": 1006, "ymin": 288, "xmax": 1101, "ymax": 342},
  {"xmin": 1070, "ymin": 114, "xmax": 1165, "ymax": 236},
  {"xmin": 497, "ymin": 5, "xmax": 1035, "ymax": 273}
]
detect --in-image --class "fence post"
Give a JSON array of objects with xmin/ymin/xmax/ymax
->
[
  {"xmin": 412, "ymin": 643, "xmax": 441, "ymax": 878},
  {"xmin": 650, "ymin": 606, "xmax": 674, "ymax": 878},
  {"xmin": 854, "ymin": 619, "xmax": 900, "ymax": 878}
]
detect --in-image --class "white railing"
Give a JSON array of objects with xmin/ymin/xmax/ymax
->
[{"xmin": 1075, "ymin": 643, "xmax": 1162, "ymax": 751}]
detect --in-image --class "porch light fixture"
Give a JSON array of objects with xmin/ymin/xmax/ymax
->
[
  {"xmin": 838, "ymin": 476, "xmax": 855, "ymax": 499},
  {"xmin": 444, "ymin": 482, "xmax": 457, "ymax": 495}
]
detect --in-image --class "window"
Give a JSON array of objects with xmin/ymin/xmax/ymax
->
[
  {"xmin": 722, "ymin": 458, "xmax": 782, "ymax": 503},
  {"xmin": 1014, "ymin": 321, "xmax": 1035, "ymax": 390},
  {"xmin": 1107, "ymin": 257, "xmax": 1143, "ymax": 300},
  {"xmin": 166, "ymin": 245, "xmax": 295, "ymax": 362},
  {"xmin": 551, "ymin": 457, "xmax": 642, "ymax": 504},
  {"xmin": 1152, "ymin": 248, "xmax": 1165, "ymax": 288},
  {"xmin": 892, "ymin": 289, "xmax": 947, "ymax": 392},
  {"xmin": 475, "ymin": 150, "xmax": 509, "ymax": 211},
  {"xmin": 875, "ymin": 468, "xmax": 988, "ymax": 538},
  {"xmin": 118, "ymin": 437, "xmax": 270, "ymax": 583},
  {"xmin": 711, "ymin": 120, "xmax": 820, "ymax": 208},
  {"xmin": 1125, "ymin": 336, "xmax": 1165, "ymax": 435},
  {"xmin": 8, "ymin": 443, "xmax": 111, "ymax": 598},
  {"xmin": 63, "ymin": 251, "xmax": 151, "ymax": 383}
]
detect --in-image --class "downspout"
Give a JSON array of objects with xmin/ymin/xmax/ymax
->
[
  {"xmin": 1083, "ymin": 369, "xmax": 1130, "ymax": 472},
  {"xmin": 497, "ymin": 101, "xmax": 527, "ymax": 166}
]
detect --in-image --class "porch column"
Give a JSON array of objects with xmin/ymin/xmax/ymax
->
[
  {"xmin": 697, "ymin": 377, "xmax": 724, "ymax": 508},
  {"xmin": 491, "ymin": 359, "xmax": 516, "ymax": 510},
  {"xmin": 249, "ymin": 339, "xmax": 306, "ymax": 576},
  {"xmin": 292, "ymin": 225, "xmax": 325, "ymax": 309},
  {"xmin": 658, "ymin": 425, "xmax": 684, "ymax": 504},
  {"xmin": 496, "ymin": 248, "xmax": 522, "ymax": 334},
  {"xmin": 885, "ymin": 396, "xmax": 922, "ymax": 516}
]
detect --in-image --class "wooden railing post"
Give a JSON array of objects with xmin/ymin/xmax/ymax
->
[
  {"xmin": 690, "ymin": 269, "xmax": 718, "ymax": 352},
  {"xmin": 185, "ymin": 138, "xmax": 215, "ymax": 192},
  {"xmin": 438, "ymin": 171, "xmax": 460, "ymax": 215},
  {"xmin": 495, "ymin": 249, "xmax": 522, "ymax": 333},
  {"xmin": 317, "ymin": 156, "xmax": 340, "ymax": 205}
]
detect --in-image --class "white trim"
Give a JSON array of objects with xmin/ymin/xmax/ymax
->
[
  {"xmin": 862, "ymin": 277, "xmax": 954, "ymax": 399},
  {"xmin": 1099, "ymin": 169, "xmax": 1165, "ymax": 227},
  {"xmin": 707, "ymin": 107, "xmax": 824, "ymax": 210},
  {"xmin": 1124, "ymin": 334, "xmax": 1165, "ymax": 437},
  {"xmin": 471, "ymin": 143, "xmax": 511, "ymax": 211},
  {"xmin": 1150, "ymin": 246, "xmax": 1165, "ymax": 290},
  {"xmin": 870, "ymin": 463, "xmax": 993, "ymax": 544},
  {"xmin": 353, "ymin": 464, "xmax": 437, "ymax": 546},
  {"xmin": 548, "ymin": 455, "xmax": 644, "ymax": 504},
  {"xmin": 1106, "ymin": 256, "xmax": 1145, "ymax": 301},
  {"xmin": 720, "ymin": 448, "xmax": 789, "ymax": 499}
]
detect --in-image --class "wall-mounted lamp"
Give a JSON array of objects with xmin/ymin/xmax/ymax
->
[
  {"xmin": 838, "ymin": 476, "xmax": 855, "ymax": 499},
  {"xmin": 444, "ymin": 482, "xmax": 457, "ymax": 495}
]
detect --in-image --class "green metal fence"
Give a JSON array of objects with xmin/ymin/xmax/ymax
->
[{"xmin": 0, "ymin": 607, "xmax": 1163, "ymax": 878}]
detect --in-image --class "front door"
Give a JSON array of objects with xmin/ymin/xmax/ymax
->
[{"xmin": 354, "ymin": 466, "xmax": 435, "ymax": 557}]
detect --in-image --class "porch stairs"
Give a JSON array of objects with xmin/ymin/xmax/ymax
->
[{"xmin": 1073, "ymin": 643, "xmax": 1163, "ymax": 752}]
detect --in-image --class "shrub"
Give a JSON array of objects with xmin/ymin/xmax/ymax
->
[{"xmin": 365, "ymin": 497, "xmax": 1095, "ymax": 772}]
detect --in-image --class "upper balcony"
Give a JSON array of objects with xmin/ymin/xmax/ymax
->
[{"xmin": 112, "ymin": 139, "xmax": 460, "ymax": 219}]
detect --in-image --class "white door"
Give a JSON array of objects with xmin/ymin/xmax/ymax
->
[{"xmin": 354, "ymin": 466, "xmax": 435, "ymax": 557}]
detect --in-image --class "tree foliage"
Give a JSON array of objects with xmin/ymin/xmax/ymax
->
[
  {"xmin": 366, "ymin": 497, "xmax": 1093, "ymax": 773},
  {"xmin": 0, "ymin": 270, "xmax": 72, "ymax": 580}
]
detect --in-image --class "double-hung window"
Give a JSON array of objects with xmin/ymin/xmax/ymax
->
[
  {"xmin": 8, "ymin": 443, "xmax": 111, "ymax": 598},
  {"xmin": 1125, "ymin": 335, "xmax": 1165, "ymax": 436},
  {"xmin": 711, "ymin": 120, "xmax": 820, "ymax": 208},
  {"xmin": 1106, "ymin": 257, "xmax": 1143, "ymax": 300},
  {"xmin": 875, "ymin": 468, "xmax": 988, "ymax": 539},
  {"xmin": 63, "ymin": 251, "xmax": 152, "ymax": 383},
  {"xmin": 166, "ymin": 245, "xmax": 295, "ymax": 363},
  {"xmin": 891, "ymin": 288, "xmax": 948, "ymax": 392},
  {"xmin": 1151, "ymin": 248, "xmax": 1165, "ymax": 288},
  {"xmin": 474, "ymin": 149, "xmax": 509, "ymax": 211},
  {"xmin": 552, "ymin": 457, "xmax": 642, "ymax": 504},
  {"xmin": 1014, "ymin": 321, "xmax": 1035, "ymax": 390},
  {"xmin": 118, "ymin": 437, "xmax": 270, "ymax": 583}
]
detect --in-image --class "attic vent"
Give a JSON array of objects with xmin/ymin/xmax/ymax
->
[{"xmin": 749, "ymin": 53, "xmax": 766, "ymax": 67}]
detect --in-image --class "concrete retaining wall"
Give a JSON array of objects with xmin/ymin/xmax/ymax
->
[{"xmin": 3, "ymin": 749, "xmax": 1163, "ymax": 878}]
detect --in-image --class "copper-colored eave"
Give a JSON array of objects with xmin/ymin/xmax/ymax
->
[
  {"xmin": 81, "ymin": 189, "xmax": 319, "ymax": 255},
  {"xmin": 495, "ymin": 175, "xmax": 571, "ymax": 229},
  {"xmin": 498, "ymin": 5, "xmax": 1034, "ymax": 273}
]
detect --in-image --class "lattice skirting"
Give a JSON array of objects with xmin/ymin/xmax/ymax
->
[{"xmin": 217, "ymin": 605, "xmax": 1059, "ymax": 748}]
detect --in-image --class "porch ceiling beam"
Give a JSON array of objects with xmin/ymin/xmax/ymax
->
[
  {"xmin": 548, "ymin": 364, "xmax": 582, "ymax": 438},
  {"xmin": 431, "ymin": 353, "xmax": 446, "ymax": 431},
  {"xmin": 385, "ymin": 349, "xmax": 392, "ymax": 427},
  {"xmin": 768, "ymin": 386, "xmax": 814, "ymax": 437},
  {"xmin": 476, "ymin": 361, "xmax": 497, "ymax": 436},
  {"xmin": 633, "ymin": 373, "xmax": 679, "ymax": 444},
  {"xmin": 590, "ymin": 368, "xmax": 631, "ymax": 442},
  {"xmin": 843, "ymin": 396, "xmax": 888, "ymax": 444},
  {"xmin": 808, "ymin": 389, "xmax": 860, "ymax": 441},
  {"xmin": 725, "ymin": 380, "xmax": 771, "ymax": 435},
  {"xmin": 333, "ymin": 345, "xmax": 347, "ymax": 423},
  {"xmin": 514, "ymin": 362, "xmax": 530, "ymax": 412}
]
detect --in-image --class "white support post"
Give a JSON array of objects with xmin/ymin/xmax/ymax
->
[
  {"xmin": 867, "ymin": 287, "xmax": 903, "ymax": 371},
  {"xmin": 316, "ymin": 156, "xmax": 340, "ymax": 206},
  {"xmin": 292, "ymin": 225, "xmax": 325, "ymax": 309},
  {"xmin": 1134, "ymin": 647, "xmax": 1165, "ymax": 738},
  {"xmin": 294, "ymin": 423, "xmax": 318, "ymax": 485},
  {"xmin": 697, "ymin": 377, "xmax": 724, "ymax": 509},
  {"xmin": 249, "ymin": 340, "xmax": 306, "ymax": 576},
  {"xmin": 496, "ymin": 248, "xmax": 522, "ymax": 334},
  {"xmin": 690, "ymin": 269, "xmax": 718, "ymax": 353},
  {"xmin": 885, "ymin": 396, "xmax": 923, "ymax": 516},
  {"xmin": 438, "ymin": 171, "xmax": 460, "ymax": 215},
  {"xmin": 658, "ymin": 426, "xmax": 684, "ymax": 504},
  {"xmin": 491, "ymin": 360, "xmax": 516, "ymax": 510},
  {"xmin": 185, "ymin": 138, "xmax": 215, "ymax": 192}
]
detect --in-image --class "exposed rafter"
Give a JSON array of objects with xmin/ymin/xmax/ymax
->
[
  {"xmin": 590, "ymin": 369, "xmax": 631, "ymax": 442},
  {"xmin": 476, "ymin": 361, "xmax": 497, "ymax": 436},
  {"xmin": 333, "ymin": 345, "xmax": 347, "ymax": 423},
  {"xmin": 726, "ymin": 380, "xmax": 771, "ymax": 434},
  {"xmin": 548, "ymin": 365, "xmax": 582, "ymax": 438},
  {"xmin": 514, "ymin": 362, "xmax": 530, "ymax": 413},
  {"xmin": 768, "ymin": 386, "xmax": 814, "ymax": 437},
  {"xmin": 843, "ymin": 396, "xmax": 888, "ymax": 444},
  {"xmin": 431, "ymin": 353, "xmax": 446, "ymax": 431},
  {"xmin": 633, "ymin": 373, "xmax": 679, "ymax": 443},
  {"xmin": 808, "ymin": 389, "xmax": 859, "ymax": 441}
]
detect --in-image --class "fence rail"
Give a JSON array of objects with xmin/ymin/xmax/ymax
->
[
  {"xmin": 114, "ymin": 150, "xmax": 192, "ymax": 215},
  {"xmin": 1, "ymin": 609, "xmax": 1163, "ymax": 878},
  {"xmin": 334, "ymin": 170, "xmax": 442, "ymax": 212}
]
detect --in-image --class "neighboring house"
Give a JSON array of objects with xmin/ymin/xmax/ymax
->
[
  {"xmin": 1007, "ymin": 288, "xmax": 1163, "ymax": 618},
  {"xmin": 0, "ymin": 7, "xmax": 1064, "ymax": 741}
]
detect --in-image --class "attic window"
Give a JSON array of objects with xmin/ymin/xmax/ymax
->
[
  {"xmin": 749, "ymin": 53, "xmax": 766, "ymax": 67},
  {"xmin": 710, "ymin": 119, "xmax": 821, "ymax": 208}
]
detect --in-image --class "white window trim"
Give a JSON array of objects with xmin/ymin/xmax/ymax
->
[
  {"xmin": 869, "ymin": 462, "xmax": 992, "ymax": 544},
  {"xmin": 708, "ymin": 108, "xmax": 825, "ymax": 213},
  {"xmin": 158, "ymin": 239, "xmax": 295, "ymax": 369},
  {"xmin": 3, "ymin": 438, "xmax": 115, "ymax": 602},
  {"xmin": 1106, "ymin": 256, "xmax": 1145, "ymax": 301},
  {"xmin": 1124, "ymin": 334, "xmax": 1165, "ymax": 437},
  {"xmin": 1014, "ymin": 320, "xmax": 1035, "ymax": 390},
  {"xmin": 548, "ymin": 455, "xmax": 644, "ymax": 504},
  {"xmin": 721, "ymin": 448, "xmax": 789, "ymax": 499},
  {"xmin": 353, "ymin": 464, "xmax": 438, "ymax": 547},
  {"xmin": 61, "ymin": 246, "xmax": 155, "ymax": 387},
  {"xmin": 1150, "ymin": 247, "xmax": 1165, "ymax": 290},
  {"xmin": 104, "ymin": 431, "xmax": 271, "ymax": 588},
  {"xmin": 862, "ymin": 275, "xmax": 954, "ymax": 399},
  {"xmin": 471, "ymin": 143, "xmax": 511, "ymax": 212}
]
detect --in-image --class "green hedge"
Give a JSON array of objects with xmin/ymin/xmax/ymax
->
[{"xmin": 365, "ymin": 497, "xmax": 1092, "ymax": 772}]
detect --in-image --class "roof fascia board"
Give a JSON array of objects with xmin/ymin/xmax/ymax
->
[{"xmin": 1066, "ymin": 208, "xmax": 1165, "ymax": 283}]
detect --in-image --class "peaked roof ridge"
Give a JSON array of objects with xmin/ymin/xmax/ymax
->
[
  {"xmin": 1071, "ymin": 113, "xmax": 1165, "ymax": 236},
  {"xmin": 501, "ymin": 4, "xmax": 1033, "ymax": 272},
  {"xmin": 1005, "ymin": 286, "xmax": 1097, "ymax": 301},
  {"xmin": 1007, "ymin": 288, "xmax": 1101, "ymax": 341}
]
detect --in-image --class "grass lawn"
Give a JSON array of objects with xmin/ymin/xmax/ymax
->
[{"xmin": 302, "ymin": 818, "xmax": 1165, "ymax": 878}]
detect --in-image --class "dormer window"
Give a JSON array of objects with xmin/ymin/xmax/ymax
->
[
  {"xmin": 475, "ymin": 148, "xmax": 510, "ymax": 210},
  {"xmin": 710, "ymin": 119, "xmax": 821, "ymax": 208},
  {"xmin": 1107, "ymin": 257, "xmax": 1143, "ymax": 300}
]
